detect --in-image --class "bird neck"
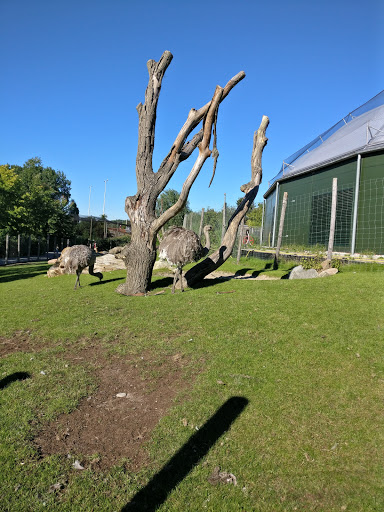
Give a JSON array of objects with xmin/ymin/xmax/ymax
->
[{"xmin": 203, "ymin": 228, "xmax": 211, "ymax": 251}]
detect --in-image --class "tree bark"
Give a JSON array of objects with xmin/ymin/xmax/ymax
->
[
  {"xmin": 184, "ymin": 115, "xmax": 269, "ymax": 288},
  {"xmin": 116, "ymin": 51, "xmax": 245, "ymax": 295}
]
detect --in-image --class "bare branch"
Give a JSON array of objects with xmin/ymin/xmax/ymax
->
[
  {"xmin": 184, "ymin": 115, "xmax": 269, "ymax": 287},
  {"xmin": 240, "ymin": 115, "xmax": 269, "ymax": 193},
  {"xmin": 151, "ymin": 86, "xmax": 224, "ymax": 234},
  {"xmin": 208, "ymin": 108, "xmax": 219, "ymax": 187},
  {"xmin": 156, "ymin": 71, "xmax": 246, "ymax": 188},
  {"xmin": 180, "ymin": 129, "xmax": 204, "ymax": 161},
  {"xmin": 135, "ymin": 51, "xmax": 173, "ymax": 189}
]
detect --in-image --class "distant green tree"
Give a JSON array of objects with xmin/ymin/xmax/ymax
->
[
  {"xmin": 236, "ymin": 198, "xmax": 263, "ymax": 226},
  {"xmin": 156, "ymin": 189, "xmax": 191, "ymax": 230},
  {"xmin": 1, "ymin": 157, "xmax": 78, "ymax": 237},
  {"xmin": 0, "ymin": 165, "xmax": 20, "ymax": 229},
  {"xmin": 76, "ymin": 218, "xmax": 105, "ymax": 240}
]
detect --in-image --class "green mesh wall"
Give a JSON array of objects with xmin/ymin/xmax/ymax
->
[
  {"xmin": 356, "ymin": 152, "xmax": 384, "ymax": 253},
  {"xmin": 264, "ymin": 158, "xmax": 357, "ymax": 251},
  {"xmin": 265, "ymin": 151, "xmax": 384, "ymax": 253}
]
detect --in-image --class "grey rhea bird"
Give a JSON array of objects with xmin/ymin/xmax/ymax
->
[
  {"xmin": 158, "ymin": 225, "xmax": 212, "ymax": 293},
  {"xmin": 59, "ymin": 245, "xmax": 103, "ymax": 289}
]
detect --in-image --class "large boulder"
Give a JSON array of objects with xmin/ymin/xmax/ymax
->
[
  {"xmin": 289, "ymin": 265, "xmax": 319, "ymax": 280},
  {"xmin": 92, "ymin": 253, "xmax": 126, "ymax": 272},
  {"xmin": 109, "ymin": 246, "xmax": 124, "ymax": 255}
]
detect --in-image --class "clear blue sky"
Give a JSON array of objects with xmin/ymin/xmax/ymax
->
[{"xmin": 1, "ymin": 0, "xmax": 383, "ymax": 220}]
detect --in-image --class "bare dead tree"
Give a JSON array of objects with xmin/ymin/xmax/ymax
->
[
  {"xmin": 116, "ymin": 50, "xmax": 245, "ymax": 295},
  {"xmin": 184, "ymin": 115, "xmax": 269, "ymax": 288}
]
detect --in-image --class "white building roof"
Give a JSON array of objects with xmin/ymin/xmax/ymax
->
[{"xmin": 269, "ymin": 90, "xmax": 384, "ymax": 187}]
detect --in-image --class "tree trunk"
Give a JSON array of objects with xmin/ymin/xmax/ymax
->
[
  {"xmin": 116, "ymin": 236, "xmax": 157, "ymax": 295},
  {"xmin": 184, "ymin": 188, "xmax": 259, "ymax": 286},
  {"xmin": 185, "ymin": 115, "xmax": 269, "ymax": 288},
  {"xmin": 116, "ymin": 50, "xmax": 245, "ymax": 295}
]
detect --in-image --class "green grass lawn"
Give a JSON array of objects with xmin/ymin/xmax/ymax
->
[{"xmin": 1, "ymin": 258, "xmax": 383, "ymax": 511}]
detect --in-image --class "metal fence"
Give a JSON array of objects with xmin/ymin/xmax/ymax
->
[
  {"xmin": 0, "ymin": 232, "xmax": 131, "ymax": 266},
  {"xmin": 181, "ymin": 211, "xmax": 261, "ymax": 256}
]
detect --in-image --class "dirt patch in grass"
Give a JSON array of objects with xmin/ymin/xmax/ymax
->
[
  {"xmin": 35, "ymin": 345, "xmax": 196, "ymax": 471},
  {"xmin": 0, "ymin": 330, "xmax": 46, "ymax": 358}
]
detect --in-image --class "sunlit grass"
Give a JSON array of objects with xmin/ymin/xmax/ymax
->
[{"xmin": 1, "ymin": 259, "xmax": 384, "ymax": 511}]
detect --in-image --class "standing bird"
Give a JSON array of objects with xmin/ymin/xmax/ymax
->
[
  {"xmin": 158, "ymin": 225, "xmax": 212, "ymax": 293},
  {"xmin": 59, "ymin": 245, "xmax": 103, "ymax": 289}
]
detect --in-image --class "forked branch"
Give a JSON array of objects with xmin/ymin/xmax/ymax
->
[
  {"xmin": 155, "ymin": 71, "xmax": 246, "ymax": 190},
  {"xmin": 151, "ymin": 86, "xmax": 225, "ymax": 234},
  {"xmin": 184, "ymin": 115, "xmax": 269, "ymax": 287}
]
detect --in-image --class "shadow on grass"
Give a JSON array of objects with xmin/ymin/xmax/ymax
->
[
  {"xmin": 0, "ymin": 264, "xmax": 50, "ymax": 284},
  {"xmin": 89, "ymin": 277, "xmax": 125, "ymax": 286},
  {"xmin": 150, "ymin": 277, "xmax": 174, "ymax": 290},
  {"xmin": 234, "ymin": 267, "xmax": 252, "ymax": 277},
  {"xmin": 121, "ymin": 396, "xmax": 249, "ymax": 512},
  {"xmin": 0, "ymin": 372, "xmax": 31, "ymax": 390}
]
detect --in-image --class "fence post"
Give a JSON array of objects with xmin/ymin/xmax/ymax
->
[
  {"xmin": 17, "ymin": 234, "xmax": 21, "ymax": 262},
  {"xmin": 5, "ymin": 234, "xmax": 9, "ymax": 265},
  {"xmin": 237, "ymin": 218, "xmax": 245, "ymax": 264},
  {"xmin": 47, "ymin": 234, "xmax": 50, "ymax": 260},
  {"xmin": 89, "ymin": 217, "xmax": 93, "ymax": 243},
  {"xmin": 221, "ymin": 193, "xmax": 226, "ymax": 243},
  {"xmin": 260, "ymin": 199, "xmax": 265, "ymax": 245},
  {"xmin": 27, "ymin": 235, "xmax": 31, "ymax": 261},
  {"xmin": 198, "ymin": 208, "xmax": 205, "ymax": 238},
  {"xmin": 351, "ymin": 154, "xmax": 361, "ymax": 256},
  {"xmin": 183, "ymin": 213, "xmax": 187, "ymax": 228},
  {"xmin": 274, "ymin": 192, "xmax": 288, "ymax": 266},
  {"xmin": 327, "ymin": 178, "xmax": 338, "ymax": 260},
  {"xmin": 271, "ymin": 182, "xmax": 280, "ymax": 247},
  {"xmin": 37, "ymin": 237, "xmax": 41, "ymax": 261}
]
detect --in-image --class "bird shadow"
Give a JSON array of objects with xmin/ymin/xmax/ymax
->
[
  {"xmin": 121, "ymin": 396, "xmax": 249, "ymax": 511},
  {"xmin": 89, "ymin": 277, "xmax": 125, "ymax": 286},
  {"xmin": 150, "ymin": 276, "xmax": 174, "ymax": 290},
  {"xmin": 0, "ymin": 372, "xmax": 31, "ymax": 390}
]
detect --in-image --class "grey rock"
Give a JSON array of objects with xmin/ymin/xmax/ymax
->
[{"xmin": 289, "ymin": 265, "xmax": 319, "ymax": 279}]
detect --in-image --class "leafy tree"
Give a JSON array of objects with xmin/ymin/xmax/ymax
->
[
  {"xmin": 1, "ymin": 157, "xmax": 78, "ymax": 237},
  {"xmin": 155, "ymin": 189, "xmax": 191, "ymax": 230},
  {"xmin": 236, "ymin": 198, "xmax": 263, "ymax": 226},
  {"xmin": 0, "ymin": 165, "xmax": 20, "ymax": 229},
  {"xmin": 76, "ymin": 218, "xmax": 105, "ymax": 240}
]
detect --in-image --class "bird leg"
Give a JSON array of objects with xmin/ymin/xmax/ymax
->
[
  {"xmin": 172, "ymin": 268, "xmax": 179, "ymax": 294},
  {"xmin": 74, "ymin": 272, "xmax": 81, "ymax": 290},
  {"xmin": 172, "ymin": 266, "xmax": 184, "ymax": 294}
]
